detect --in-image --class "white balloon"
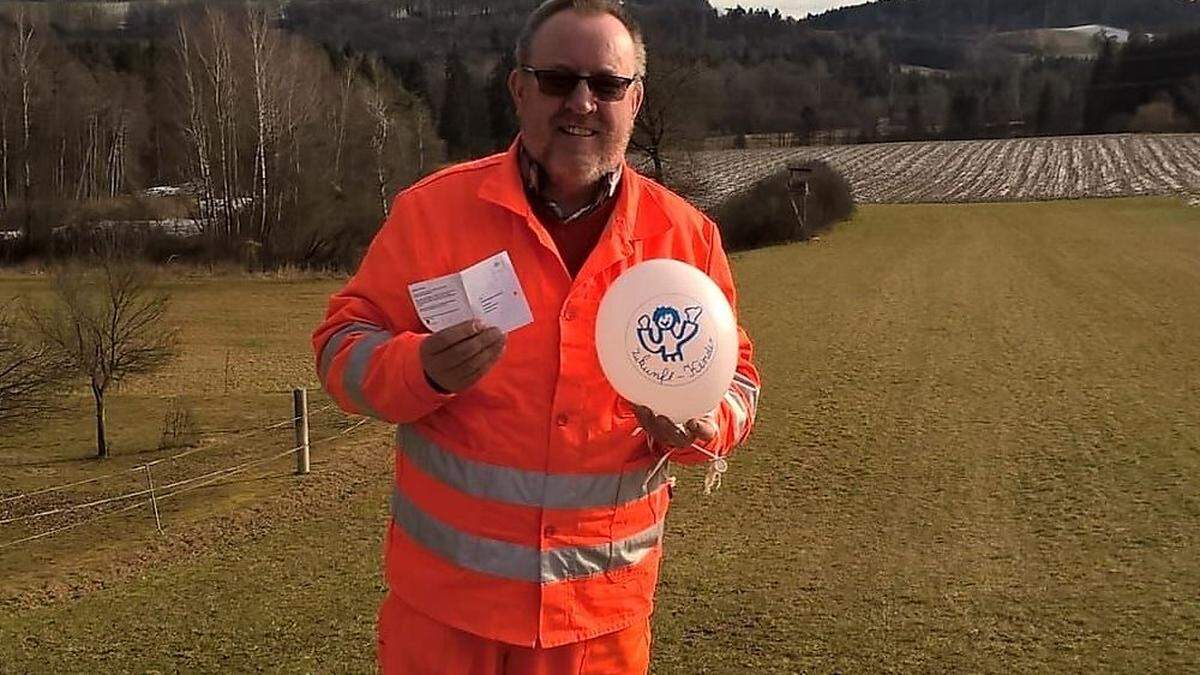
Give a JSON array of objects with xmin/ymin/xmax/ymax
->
[{"xmin": 595, "ymin": 259, "xmax": 738, "ymax": 424}]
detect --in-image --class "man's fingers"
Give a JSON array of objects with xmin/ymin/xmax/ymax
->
[
  {"xmin": 455, "ymin": 352, "xmax": 505, "ymax": 389},
  {"xmin": 653, "ymin": 414, "xmax": 690, "ymax": 447},
  {"xmin": 421, "ymin": 323, "xmax": 506, "ymax": 393},
  {"xmin": 630, "ymin": 404, "xmax": 719, "ymax": 448},
  {"xmin": 442, "ymin": 328, "xmax": 503, "ymax": 365},
  {"xmin": 633, "ymin": 405, "xmax": 676, "ymax": 441},
  {"xmin": 447, "ymin": 334, "xmax": 505, "ymax": 381},
  {"xmin": 632, "ymin": 404, "xmax": 655, "ymax": 426},
  {"xmin": 432, "ymin": 327, "xmax": 504, "ymax": 369},
  {"xmin": 427, "ymin": 320, "xmax": 485, "ymax": 354},
  {"xmin": 686, "ymin": 417, "xmax": 717, "ymax": 442}
]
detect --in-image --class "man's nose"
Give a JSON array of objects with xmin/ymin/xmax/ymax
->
[{"xmin": 563, "ymin": 78, "xmax": 598, "ymax": 115}]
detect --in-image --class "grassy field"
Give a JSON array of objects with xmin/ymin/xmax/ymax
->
[{"xmin": 2, "ymin": 197, "xmax": 1198, "ymax": 672}]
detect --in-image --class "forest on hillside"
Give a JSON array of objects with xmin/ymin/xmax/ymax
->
[
  {"xmin": 279, "ymin": 0, "xmax": 1200, "ymax": 154},
  {"xmin": 0, "ymin": 0, "xmax": 1196, "ymax": 269}
]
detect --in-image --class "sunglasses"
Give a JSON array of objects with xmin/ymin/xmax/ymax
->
[{"xmin": 519, "ymin": 66, "xmax": 638, "ymax": 102}]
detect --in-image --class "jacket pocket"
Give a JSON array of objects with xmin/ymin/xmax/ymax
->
[{"xmin": 604, "ymin": 454, "xmax": 669, "ymax": 583}]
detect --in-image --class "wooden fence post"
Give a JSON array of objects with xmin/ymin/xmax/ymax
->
[
  {"xmin": 786, "ymin": 164, "xmax": 813, "ymax": 236},
  {"xmin": 144, "ymin": 465, "xmax": 163, "ymax": 534},
  {"xmin": 293, "ymin": 388, "xmax": 310, "ymax": 475}
]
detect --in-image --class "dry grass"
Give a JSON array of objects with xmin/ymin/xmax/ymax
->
[
  {"xmin": 0, "ymin": 274, "xmax": 366, "ymax": 607},
  {"xmin": 1, "ymin": 197, "xmax": 1198, "ymax": 672}
]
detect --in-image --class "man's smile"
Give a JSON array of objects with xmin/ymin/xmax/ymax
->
[{"xmin": 558, "ymin": 124, "xmax": 598, "ymax": 137}]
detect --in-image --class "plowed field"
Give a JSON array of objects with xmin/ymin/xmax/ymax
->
[{"xmin": 646, "ymin": 133, "xmax": 1200, "ymax": 211}]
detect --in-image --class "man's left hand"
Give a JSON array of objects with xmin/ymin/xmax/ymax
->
[{"xmin": 632, "ymin": 405, "xmax": 717, "ymax": 450}]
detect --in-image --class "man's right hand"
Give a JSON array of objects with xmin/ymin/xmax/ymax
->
[{"xmin": 419, "ymin": 320, "xmax": 506, "ymax": 394}]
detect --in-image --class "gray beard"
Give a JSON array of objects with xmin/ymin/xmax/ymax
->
[{"xmin": 546, "ymin": 129, "xmax": 631, "ymax": 183}]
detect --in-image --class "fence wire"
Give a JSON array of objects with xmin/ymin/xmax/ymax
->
[
  {"xmin": 0, "ymin": 403, "xmax": 337, "ymax": 505},
  {"xmin": 0, "ymin": 418, "xmax": 370, "ymax": 551}
]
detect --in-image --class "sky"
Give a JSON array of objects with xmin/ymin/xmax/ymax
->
[{"xmin": 709, "ymin": 1, "xmax": 871, "ymax": 20}]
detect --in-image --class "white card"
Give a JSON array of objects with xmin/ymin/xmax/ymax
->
[{"xmin": 408, "ymin": 251, "xmax": 533, "ymax": 334}]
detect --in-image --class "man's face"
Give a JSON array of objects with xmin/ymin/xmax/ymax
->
[{"xmin": 509, "ymin": 11, "xmax": 644, "ymax": 189}]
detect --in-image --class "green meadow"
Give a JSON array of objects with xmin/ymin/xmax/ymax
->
[{"xmin": 2, "ymin": 197, "xmax": 1197, "ymax": 672}]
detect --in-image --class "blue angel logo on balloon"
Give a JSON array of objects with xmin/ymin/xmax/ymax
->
[{"xmin": 636, "ymin": 305, "xmax": 703, "ymax": 363}]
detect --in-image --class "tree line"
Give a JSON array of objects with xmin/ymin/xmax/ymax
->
[
  {"xmin": 1084, "ymin": 28, "xmax": 1200, "ymax": 133},
  {"xmin": 281, "ymin": 1, "xmax": 1198, "ymax": 155},
  {"xmin": 0, "ymin": 4, "xmax": 437, "ymax": 269},
  {"xmin": 0, "ymin": 1, "xmax": 1197, "ymax": 270}
]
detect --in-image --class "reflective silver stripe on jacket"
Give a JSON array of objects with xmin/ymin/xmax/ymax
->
[
  {"xmin": 732, "ymin": 372, "xmax": 760, "ymax": 418},
  {"xmin": 318, "ymin": 321, "xmax": 392, "ymax": 419},
  {"xmin": 729, "ymin": 372, "xmax": 760, "ymax": 441},
  {"xmin": 318, "ymin": 321, "xmax": 385, "ymax": 384},
  {"xmin": 397, "ymin": 426, "xmax": 669, "ymax": 509},
  {"xmin": 390, "ymin": 487, "xmax": 664, "ymax": 583},
  {"xmin": 343, "ymin": 331, "xmax": 390, "ymax": 419},
  {"xmin": 724, "ymin": 389, "xmax": 749, "ymax": 433}
]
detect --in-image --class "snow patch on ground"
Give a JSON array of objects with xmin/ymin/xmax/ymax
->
[
  {"xmin": 1055, "ymin": 25, "xmax": 1132, "ymax": 43},
  {"xmin": 143, "ymin": 185, "xmax": 189, "ymax": 197}
]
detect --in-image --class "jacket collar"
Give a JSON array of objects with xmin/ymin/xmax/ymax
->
[
  {"xmin": 478, "ymin": 139, "xmax": 667, "ymax": 240},
  {"xmin": 518, "ymin": 144, "xmax": 621, "ymax": 223},
  {"xmin": 476, "ymin": 140, "xmax": 533, "ymax": 219},
  {"xmin": 478, "ymin": 138, "xmax": 672, "ymax": 280}
]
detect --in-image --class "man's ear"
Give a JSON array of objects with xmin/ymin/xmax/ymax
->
[
  {"xmin": 629, "ymin": 79, "xmax": 645, "ymax": 118},
  {"xmin": 508, "ymin": 68, "xmax": 524, "ymax": 109}
]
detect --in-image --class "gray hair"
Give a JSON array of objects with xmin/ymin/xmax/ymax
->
[{"xmin": 515, "ymin": 0, "xmax": 647, "ymax": 78}]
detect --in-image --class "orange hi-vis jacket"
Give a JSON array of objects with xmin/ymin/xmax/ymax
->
[{"xmin": 313, "ymin": 141, "xmax": 761, "ymax": 648}]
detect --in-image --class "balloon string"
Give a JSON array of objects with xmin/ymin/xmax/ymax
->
[{"xmin": 635, "ymin": 427, "xmax": 728, "ymax": 495}]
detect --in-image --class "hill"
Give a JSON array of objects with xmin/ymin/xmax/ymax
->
[
  {"xmin": 992, "ymin": 24, "xmax": 1136, "ymax": 58},
  {"xmin": 808, "ymin": 0, "xmax": 1200, "ymax": 35}
]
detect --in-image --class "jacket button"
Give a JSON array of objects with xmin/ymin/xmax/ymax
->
[
  {"xmin": 544, "ymin": 525, "xmax": 557, "ymax": 536},
  {"xmin": 555, "ymin": 413, "xmax": 569, "ymax": 427},
  {"xmin": 563, "ymin": 307, "xmax": 576, "ymax": 321}
]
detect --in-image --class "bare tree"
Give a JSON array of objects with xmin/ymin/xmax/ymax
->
[
  {"xmin": 28, "ymin": 256, "xmax": 178, "ymax": 459},
  {"xmin": 246, "ymin": 7, "xmax": 280, "ymax": 264},
  {"xmin": 176, "ymin": 15, "xmax": 217, "ymax": 249},
  {"xmin": 331, "ymin": 53, "xmax": 363, "ymax": 195},
  {"xmin": 185, "ymin": 7, "xmax": 242, "ymax": 247},
  {"xmin": 0, "ymin": 304, "xmax": 65, "ymax": 429},
  {"xmin": 631, "ymin": 59, "xmax": 705, "ymax": 182},
  {"xmin": 273, "ymin": 35, "xmax": 320, "ymax": 227},
  {"xmin": 362, "ymin": 58, "xmax": 396, "ymax": 218},
  {"xmin": 0, "ymin": 23, "xmax": 10, "ymax": 212},
  {"xmin": 13, "ymin": 9, "xmax": 43, "ymax": 240},
  {"xmin": 105, "ymin": 108, "xmax": 128, "ymax": 198},
  {"xmin": 413, "ymin": 105, "xmax": 428, "ymax": 174}
]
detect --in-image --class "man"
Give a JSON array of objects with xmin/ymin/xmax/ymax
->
[{"xmin": 312, "ymin": 1, "xmax": 760, "ymax": 672}]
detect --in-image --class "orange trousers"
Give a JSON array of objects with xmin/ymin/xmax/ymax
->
[{"xmin": 377, "ymin": 593, "xmax": 651, "ymax": 674}]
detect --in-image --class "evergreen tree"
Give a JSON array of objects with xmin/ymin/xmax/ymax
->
[
  {"xmin": 947, "ymin": 90, "xmax": 983, "ymax": 138},
  {"xmin": 485, "ymin": 50, "xmax": 518, "ymax": 152},
  {"xmin": 1035, "ymin": 81, "xmax": 1056, "ymax": 134},
  {"xmin": 1083, "ymin": 37, "xmax": 1118, "ymax": 132},
  {"xmin": 395, "ymin": 57, "xmax": 431, "ymax": 106},
  {"xmin": 906, "ymin": 100, "xmax": 925, "ymax": 138},
  {"xmin": 438, "ymin": 49, "xmax": 475, "ymax": 159}
]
